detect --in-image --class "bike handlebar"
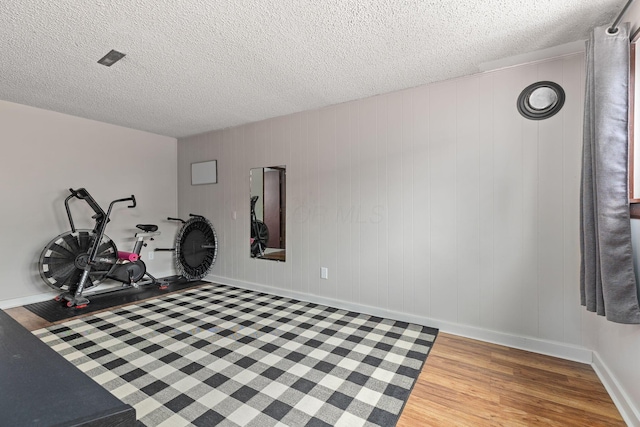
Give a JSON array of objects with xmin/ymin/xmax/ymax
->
[
  {"xmin": 108, "ymin": 195, "xmax": 136, "ymax": 211},
  {"xmin": 64, "ymin": 188, "xmax": 138, "ymax": 262},
  {"xmin": 167, "ymin": 214, "xmax": 204, "ymax": 223},
  {"xmin": 68, "ymin": 188, "xmax": 135, "ymax": 207},
  {"xmin": 69, "ymin": 188, "xmax": 83, "ymax": 199},
  {"xmin": 66, "ymin": 188, "xmax": 137, "ymax": 230}
]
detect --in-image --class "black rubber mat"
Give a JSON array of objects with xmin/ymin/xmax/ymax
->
[{"xmin": 23, "ymin": 277, "xmax": 209, "ymax": 323}]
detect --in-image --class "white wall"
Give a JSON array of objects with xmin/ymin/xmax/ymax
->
[
  {"xmin": 0, "ymin": 100, "xmax": 179, "ymax": 305},
  {"xmin": 178, "ymin": 54, "xmax": 585, "ymax": 347},
  {"xmin": 176, "ymin": 51, "xmax": 638, "ymax": 425}
]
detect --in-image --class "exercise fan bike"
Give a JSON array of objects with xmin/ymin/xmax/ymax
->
[{"xmin": 38, "ymin": 188, "xmax": 217, "ymax": 308}]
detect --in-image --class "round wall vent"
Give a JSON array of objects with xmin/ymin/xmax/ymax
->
[{"xmin": 517, "ymin": 81, "xmax": 565, "ymax": 120}]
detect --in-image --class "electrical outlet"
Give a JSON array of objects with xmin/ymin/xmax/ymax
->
[
  {"xmin": 321, "ymin": 267, "xmax": 328, "ymax": 279},
  {"xmin": 148, "ymin": 251, "xmax": 154, "ymax": 260}
]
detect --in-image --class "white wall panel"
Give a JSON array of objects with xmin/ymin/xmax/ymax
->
[
  {"xmin": 318, "ymin": 107, "xmax": 337, "ymax": 299},
  {"xmin": 289, "ymin": 113, "xmax": 304, "ymax": 293},
  {"xmin": 456, "ymin": 76, "xmax": 481, "ymax": 326},
  {"xmin": 306, "ymin": 111, "xmax": 321, "ymax": 297},
  {"xmin": 178, "ymin": 53, "xmax": 585, "ymax": 349},
  {"xmin": 375, "ymin": 96, "xmax": 391, "ymax": 312},
  {"xmin": 358, "ymin": 97, "xmax": 380, "ymax": 309},
  {"xmin": 478, "ymin": 72, "xmax": 496, "ymax": 330},
  {"xmin": 385, "ymin": 91, "xmax": 406, "ymax": 313},
  {"xmin": 335, "ymin": 103, "xmax": 354, "ymax": 304},
  {"xmin": 561, "ymin": 55, "xmax": 585, "ymax": 346},
  {"xmin": 537, "ymin": 59, "xmax": 566, "ymax": 343},
  {"xmin": 401, "ymin": 90, "xmax": 416, "ymax": 315},
  {"xmin": 412, "ymin": 85, "xmax": 431, "ymax": 318},
  {"xmin": 428, "ymin": 80, "xmax": 458, "ymax": 322},
  {"xmin": 492, "ymin": 67, "xmax": 526, "ymax": 336}
]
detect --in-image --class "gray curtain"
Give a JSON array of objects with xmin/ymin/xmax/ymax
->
[{"xmin": 581, "ymin": 23, "xmax": 640, "ymax": 324}]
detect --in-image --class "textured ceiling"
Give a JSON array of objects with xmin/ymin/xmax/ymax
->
[{"xmin": 0, "ymin": 0, "xmax": 626, "ymax": 138}]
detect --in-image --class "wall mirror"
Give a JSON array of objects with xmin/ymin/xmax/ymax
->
[{"xmin": 250, "ymin": 166, "xmax": 286, "ymax": 261}]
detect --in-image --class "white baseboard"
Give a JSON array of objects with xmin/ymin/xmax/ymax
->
[
  {"xmin": 0, "ymin": 283, "xmax": 131, "ymax": 310},
  {"xmin": 0, "ymin": 291, "xmax": 57, "ymax": 309},
  {"xmin": 592, "ymin": 351, "xmax": 640, "ymax": 427},
  {"xmin": 206, "ymin": 275, "xmax": 592, "ymax": 364}
]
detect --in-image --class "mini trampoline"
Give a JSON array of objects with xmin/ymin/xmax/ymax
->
[{"xmin": 173, "ymin": 215, "xmax": 218, "ymax": 280}]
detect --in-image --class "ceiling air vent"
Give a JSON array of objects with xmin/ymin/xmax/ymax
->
[{"xmin": 98, "ymin": 49, "xmax": 126, "ymax": 67}]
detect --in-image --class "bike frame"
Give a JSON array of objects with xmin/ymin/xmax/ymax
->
[{"xmin": 62, "ymin": 188, "xmax": 136, "ymax": 305}]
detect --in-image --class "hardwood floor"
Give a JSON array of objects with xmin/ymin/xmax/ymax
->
[
  {"xmin": 5, "ymin": 306, "xmax": 53, "ymax": 330},
  {"xmin": 398, "ymin": 333, "xmax": 625, "ymax": 427},
  {"xmin": 5, "ymin": 305, "xmax": 625, "ymax": 426}
]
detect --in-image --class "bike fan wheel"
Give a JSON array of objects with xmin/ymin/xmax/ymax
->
[
  {"xmin": 251, "ymin": 221, "xmax": 269, "ymax": 256},
  {"xmin": 39, "ymin": 230, "xmax": 117, "ymax": 291},
  {"xmin": 175, "ymin": 216, "xmax": 218, "ymax": 280}
]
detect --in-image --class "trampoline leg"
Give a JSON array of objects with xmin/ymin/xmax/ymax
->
[
  {"xmin": 145, "ymin": 271, "xmax": 158, "ymax": 285},
  {"xmin": 146, "ymin": 272, "xmax": 169, "ymax": 290}
]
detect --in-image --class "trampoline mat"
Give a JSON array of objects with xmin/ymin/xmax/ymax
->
[{"xmin": 23, "ymin": 277, "xmax": 209, "ymax": 323}]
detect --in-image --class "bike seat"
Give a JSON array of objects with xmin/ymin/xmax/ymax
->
[{"xmin": 136, "ymin": 224, "xmax": 158, "ymax": 232}]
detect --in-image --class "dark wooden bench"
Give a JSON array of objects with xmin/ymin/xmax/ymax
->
[{"xmin": 0, "ymin": 310, "xmax": 136, "ymax": 426}]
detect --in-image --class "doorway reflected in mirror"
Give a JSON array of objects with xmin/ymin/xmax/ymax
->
[{"xmin": 250, "ymin": 166, "xmax": 285, "ymax": 261}]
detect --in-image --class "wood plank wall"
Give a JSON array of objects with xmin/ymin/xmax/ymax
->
[{"xmin": 177, "ymin": 53, "xmax": 585, "ymax": 349}]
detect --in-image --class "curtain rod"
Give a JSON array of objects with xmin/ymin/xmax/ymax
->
[{"xmin": 609, "ymin": 0, "xmax": 635, "ymax": 34}]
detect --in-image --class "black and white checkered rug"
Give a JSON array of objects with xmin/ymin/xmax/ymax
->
[{"xmin": 34, "ymin": 284, "xmax": 438, "ymax": 426}]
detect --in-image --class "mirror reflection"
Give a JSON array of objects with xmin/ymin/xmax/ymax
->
[{"xmin": 250, "ymin": 166, "xmax": 286, "ymax": 261}]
